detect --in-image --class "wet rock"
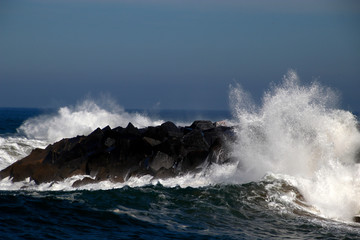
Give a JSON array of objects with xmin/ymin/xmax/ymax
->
[
  {"xmin": 160, "ymin": 121, "xmax": 183, "ymax": 138},
  {"xmin": 181, "ymin": 150, "xmax": 209, "ymax": 172},
  {"xmin": 143, "ymin": 137, "xmax": 161, "ymax": 147},
  {"xmin": 183, "ymin": 129, "xmax": 210, "ymax": 152},
  {"xmin": 149, "ymin": 151, "xmax": 175, "ymax": 172},
  {"xmin": 353, "ymin": 215, "xmax": 360, "ymax": 223},
  {"xmin": 72, "ymin": 177, "xmax": 97, "ymax": 188},
  {"xmin": 190, "ymin": 120, "xmax": 214, "ymax": 131},
  {"xmin": 153, "ymin": 167, "xmax": 176, "ymax": 179},
  {"xmin": 0, "ymin": 120, "xmax": 234, "ymax": 186}
]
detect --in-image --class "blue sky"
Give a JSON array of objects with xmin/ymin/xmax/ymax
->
[{"xmin": 0, "ymin": 0, "xmax": 359, "ymax": 110}]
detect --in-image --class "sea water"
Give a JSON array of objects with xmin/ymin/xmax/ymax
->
[{"xmin": 1, "ymin": 71, "xmax": 360, "ymax": 239}]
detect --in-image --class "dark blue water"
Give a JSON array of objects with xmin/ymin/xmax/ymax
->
[
  {"xmin": 1, "ymin": 108, "xmax": 360, "ymax": 239},
  {"xmin": 0, "ymin": 108, "xmax": 49, "ymax": 135}
]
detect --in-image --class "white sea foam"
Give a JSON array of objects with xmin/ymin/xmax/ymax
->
[
  {"xmin": 1, "ymin": 70, "xmax": 360, "ymax": 223},
  {"xmin": 228, "ymin": 70, "xmax": 360, "ymax": 221},
  {"xmin": 0, "ymin": 136, "xmax": 48, "ymax": 169},
  {"xmin": 0, "ymin": 99, "xmax": 166, "ymax": 169},
  {"xmin": 17, "ymin": 99, "xmax": 164, "ymax": 143}
]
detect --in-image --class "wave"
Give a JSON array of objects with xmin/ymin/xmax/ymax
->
[
  {"xmin": 228, "ymin": 70, "xmax": 360, "ymax": 221},
  {"xmin": 1, "ymin": 70, "xmax": 360, "ymax": 223},
  {"xmin": 0, "ymin": 137, "xmax": 47, "ymax": 170},
  {"xmin": 0, "ymin": 99, "xmax": 166, "ymax": 169},
  {"xmin": 17, "ymin": 99, "xmax": 164, "ymax": 143}
]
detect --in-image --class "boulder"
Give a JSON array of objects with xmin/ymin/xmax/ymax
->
[
  {"xmin": 190, "ymin": 120, "xmax": 214, "ymax": 131},
  {"xmin": 149, "ymin": 151, "xmax": 175, "ymax": 172},
  {"xmin": 0, "ymin": 120, "xmax": 234, "ymax": 186},
  {"xmin": 183, "ymin": 129, "xmax": 210, "ymax": 152},
  {"xmin": 160, "ymin": 121, "xmax": 183, "ymax": 138}
]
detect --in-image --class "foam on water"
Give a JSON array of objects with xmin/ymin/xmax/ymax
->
[
  {"xmin": 228, "ymin": 70, "xmax": 360, "ymax": 221},
  {"xmin": 1, "ymin": 70, "xmax": 360, "ymax": 223},
  {"xmin": 0, "ymin": 136, "xmax": 47, "ymax": 170},
  {"xmin": 17, "ymin": 99, "xmax": 164, "ymax": 143},
  {"xmin": 0, "ymin": 99, "xmax": 167, "ymax": 169}
]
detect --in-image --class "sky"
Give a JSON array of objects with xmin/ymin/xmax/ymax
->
[{"xmin": 0, "ymin": 0, "xmax": 359, "ymax": 111}]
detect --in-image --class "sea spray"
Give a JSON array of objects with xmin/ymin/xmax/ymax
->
[
  {"xmin": 1, "ymin": 71, "xmax": 360, "ymax": 223},
  {"xmin": 0, "ymin": 99, "xmax": 164, "ymax": 169},
  {"xmin": 0, "ymin": 137, "xmax": 47, "ymax": 170},
  {"xmin": 17, "ymin": 99, "xmax": 164, "ymax": 143},
  {"xmin": 229, "ymin": 70, "xmax": 360, "ymax": 221}
]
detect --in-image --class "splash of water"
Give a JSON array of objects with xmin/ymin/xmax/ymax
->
[
  {"xmin": 229, "ymin": 70, "xmax": 360, "ymax": 221},
  {"xmin": 17, "ymin": 99, "xmax": 164, "ymax": 143},
  {"xmin": 2, "ymin": 71, "xmax": 360, "ymax": 223},
  {"xmin": 0, "ymin": 137, "xmax": 48, "ymax": 170}
]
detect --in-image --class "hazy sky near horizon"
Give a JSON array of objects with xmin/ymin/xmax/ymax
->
[{"xmin": 1, "ymin": 0, "xmax": 359, "ymax": 110}]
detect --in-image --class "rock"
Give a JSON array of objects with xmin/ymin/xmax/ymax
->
[
  {"xmin": 0, "ymin": 120, "xmax": 234, "ymax": 186},
  {"xmin": 353, "ymin": 215, "xmax": 360, "ymax": 223},
  {"xmin": 149, "ymin": 151, "xmax": 175, "ymax": 172},
  {"xmin": 143, "ymin": 137, "xmax": 162, "ymax": 147},
  {"xmin": 183, "ymin": 129, "xmax": 210, "ymax": 152},
  {"xmin": 190, "ymin": 120, "xmax": 214, "ymax": 131},
  {"xmin": 104, "ymin": 137, "xmax": 116, "ymax": 148},
  {"xmin": 153, "ymin": 167, "xmax": 176, "ymax": 179},
  {"xmin": 72, "ymin": 177, "xmax": 97, "ymax": 188},
  {"xmin": 215, "ymin": 120, "xmax": 227, "ymax": 127},
  {"xmin": 125, "ymin": 122, "xmax": 141, "ymax": 136},
  {"xmin": 181, "ymin": 150, "xmax": 209, "ymax": 171},
  {"xmin": 160, "ymin": 121, "xmax": 183, "ymax": 138}
]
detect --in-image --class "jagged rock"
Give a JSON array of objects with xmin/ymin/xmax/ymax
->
[
  {"xmin": 160, "ymin": 121, "xmax": 183, "ymax": 138},
  {"xmin": 190, "ymin": 120, "xmax": 214, "ymax": 131},
  {"xmin": 149, "ymin": 151, "xmax": 175, "ymax": 172},
  {"xmin": 0, "ymin": 120, "xmax": 234, "ymax": 186},
  {"xmin": 181, "ymin": 150, "xmax": 209, "ymax": 171},
  {"xmin": 143, "ymin": 137, "xmax": 161, "ymax": 147},
  {"xmin": 183, "ymin": 129, "xmax": 210, "ymax": 152}
]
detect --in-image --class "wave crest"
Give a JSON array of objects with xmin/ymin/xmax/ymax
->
[
  {"xmin": 17, "ymin": 100, "xmax": 163, "ymax": 143},
  {"xmin": 229, "ymin": 70, "xmax": 360, "ymax": 221}
]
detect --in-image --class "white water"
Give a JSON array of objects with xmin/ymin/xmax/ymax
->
[
  {"xmin": 0, "ymin": 99, "xmax": 165, "ymax": 170},
  {"xmin": 0, "ymin": 137, "xmax": 48, "ymax": 170},
  {"xmin": 17, "ymin": 99, "xmax": 164, "ymax": 143},
  {"xmin": 228, "ymin": 70, "xmax": 360, "ymax": 221},
  {"xmin": 1, "ymin": 70, "xmax": 360, "ymax": 223}
]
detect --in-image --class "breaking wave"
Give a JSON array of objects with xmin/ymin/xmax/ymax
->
[
  {"xmin": 228, "ymin": 70, "xmax": 360, "ymax": 221},
  {"xmin": 1, "ymin": 70, "xmax": 360, "ymax": 224},
  {"xmin": 17, "ymin": 99, "xmax": 164, "ymax": 143}
]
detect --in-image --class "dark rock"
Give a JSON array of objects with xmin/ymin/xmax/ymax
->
[
  {"xmin": 143, "ymin": 137, "xmax": 161, "ymax": 147},
  {"xmin": 153, "ymin": 167, "xmax": 176, "ymax": 179},
  {"xmin": 0, "ymin": 120, "xmax": 234, "ymax": 186},
  {"xmin": 72, "ymin": 177, "xmax": 97, "ymax": 188},
  {"xmin": 179, "ymin": 151, "xmax": 209, "ymax": 172},
  {"xmin": 207, "ymin": 138, "xmax": 227, "ymax": 164},
  {"xmin": 190, "ymin": 120, "xmax": 214, "ymax": 131},
  {"xmin": 155, "ymin": 138, "xmax": 183, "ymax": 157},
  {"xmin": 353, "ymin": 215, "xmax": 360, "ymax": 223},
  {"xmin": 125, "ymin": 122, "xmax": 141, "ymax": 136},
  {"xmin": 183, "ymin": 129, "xmax": 210, "ymax": 152},
  {"xmin": 149, "ymin": 151, "xmax": 175, "ymax": 172},
  {"xmin": 160, "ymin": 121, "xmax": 183, "ymax": 138},
  {"xmin": 143, "ymin": 126, "xmax": 165, "ymax": 141}
]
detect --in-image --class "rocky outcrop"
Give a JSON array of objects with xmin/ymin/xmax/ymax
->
[{"xmin": 0, "ymin": 121, "xmax": 234, "ymax": 187}]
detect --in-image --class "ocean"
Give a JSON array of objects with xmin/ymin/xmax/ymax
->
[{"xmin": 1, "ymin": 73, "xmax": 360, "ymax": 239}]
